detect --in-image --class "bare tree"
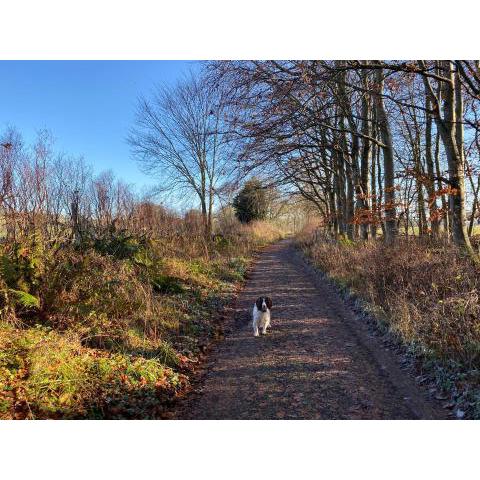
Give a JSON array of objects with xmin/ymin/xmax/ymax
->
[
  {"xmin": 372, "ymin": 65, "xmax": 397, "ymax": 243},
  {"xmin": 128, "ymin": 72, "xmax": 236, "ymax": 237},
  {"xmin": 419, "ymin": 61, "xmax": 476, "ymax": 257}
]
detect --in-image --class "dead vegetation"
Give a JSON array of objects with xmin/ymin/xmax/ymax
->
[
  {"xmin": 298, "ymin": 230, "xmax": 480, "ymax": 418},
  {"xmin": 0, "ymin": 218, "xmax": 284, "ymax": 419},
  {"xmin": 0, "ymin": 128, "xmax": 285, "ymax": 418}
]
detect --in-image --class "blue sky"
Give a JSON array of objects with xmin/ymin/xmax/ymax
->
[{"xmin": 0, "ymin": 60, "xmax": 199, "ymax": 190}]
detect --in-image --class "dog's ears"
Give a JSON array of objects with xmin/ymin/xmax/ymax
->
[
  {"xmin": 265, "ymin": 297, "xmax": 272, "ymax": 309},
  {"xmin": 256, "ymin": 297, "xmax": 263, "ymax": 310}
]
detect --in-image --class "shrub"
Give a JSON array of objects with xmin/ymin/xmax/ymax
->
[
  {"xmin": 300, "ymin": 234, "xmax": 480, "ymax": 417},
  {"xmin": 233, "ymin": 178, "xmax": 269, "ymax": 223},
  {"xmin": 0, "ymin": 324, "xmax": 185, "ymax": 419},
  {"xmin": 300, "ymin": 235, "xmax": 480, "ymax": 367},
  {"xmin": 0, "ymin": 216, "xmax": 282, "ymax": 418}
]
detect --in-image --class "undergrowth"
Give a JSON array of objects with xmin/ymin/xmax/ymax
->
[
  {"xmin": 0, "ymin": 220, "xmax": 284, "ymax": 419},
  {"xmin": 298, "ymin": 231, "xmax": 480, "ymax": 419}
]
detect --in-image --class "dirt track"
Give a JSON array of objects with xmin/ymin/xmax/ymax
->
[{"xmin": 177, "ymin": 240, "xmax": 448, "ymax": 419}]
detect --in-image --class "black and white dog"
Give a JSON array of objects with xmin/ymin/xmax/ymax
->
[{"xmin": 252, "ymin": 296, "xmax": 273, "ymax": 337}]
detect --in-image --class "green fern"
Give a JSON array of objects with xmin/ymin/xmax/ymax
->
[{"xmin": 8, "ymin": 289, "xmax": 40, "ymax": 309}]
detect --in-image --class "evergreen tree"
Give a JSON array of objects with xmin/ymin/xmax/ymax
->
[{"xmin": 233, "ymin": 178, "xmax": 268, "ymax": 223}]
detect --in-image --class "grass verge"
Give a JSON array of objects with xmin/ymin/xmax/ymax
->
[
  {"xmin": 298, "ymin": 232, "xmax": 480, "ymax": 419},
  {"xmin": 1, "ymin": 221, "xmax": 284, "ymax": 419}
]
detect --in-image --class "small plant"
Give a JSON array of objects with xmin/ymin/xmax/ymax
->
[
  {"xmin": 7, "ymin": 289, "xmax": 40, "ymax": 309},
  {"xmin": 151, "ymin": 275, "xmax": 185, "ymax": 294}
]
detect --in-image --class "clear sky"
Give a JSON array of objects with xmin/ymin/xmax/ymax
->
[{"xmin": 0, "ymin": 60, "xmax": 199, "ymax": 190}]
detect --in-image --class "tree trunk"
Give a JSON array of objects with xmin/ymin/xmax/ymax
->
[
  {"xmin": 433, "ymin": 129, "xmax": 449, "ymax": 235},
  {"xmin": 374, "ymin": 67, "xmax": 397, "ymax": 244},
  {"xmin": 376, "ymin": 139, "xmax": 387, "ymax": 238},
  {"xmin": 428, "ymin": 62, "xmax": 475, "ymax": 257},
  {"xmin": 414, "ymin": 137, "xmax": 427, "ymax": 236},
  {"xmin": 360, "ymin": 83, "xmax": 371, "ymax": 241},
  {"xmin": 370, "ymin": 140, "xmax": 377, "ymax": 239},
  {"xmin": 334, "ymin": 147, "xmax": 347, "ymax": 236},
  {"xmin": 424, "ymin": 96, "xmax": 440, "ymax": 238},
  {"xmin": 468, "ymin": 175, "xmax": 480, "ymax": 237}
]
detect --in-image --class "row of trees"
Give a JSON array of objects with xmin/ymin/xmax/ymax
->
[
  {"xmin": 127, "ymin": 61, "xmax": 480, "ymax": 260},
  {"xmin": 3, "ymin": 61, "xmax": 480, "ymax": 259},
  {"xmin": 0, "ymin": 128, "xmax": 205, "ymax": 248},
  {"xmin": 204, "ymin": 61, "xmax": 480, "ymax": 258},
  {"xmin": 0, "ymin": 127, "xmax": 286, "ymax": 256}
]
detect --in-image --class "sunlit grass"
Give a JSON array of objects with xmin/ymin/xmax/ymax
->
[{"xmin": 0, "ymin": 219, "xmax": 284, "ymax": 418}]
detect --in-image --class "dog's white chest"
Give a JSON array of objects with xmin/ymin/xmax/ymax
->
[
  {"xmin": 260, "ymin": 311, "xmax": 270, "ymax": 327},
  {"xmin": 253, "ymin": 306, "xmax": 270, "ymax": 327}
]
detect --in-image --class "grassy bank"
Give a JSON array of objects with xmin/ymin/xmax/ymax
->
[
  {"xmin": 0, "ymin": 220, "xmax": 284, "ymax": 419},
  {"xmin": 298, "ymin": 231, "xmax": 480, "ymax": 419}
]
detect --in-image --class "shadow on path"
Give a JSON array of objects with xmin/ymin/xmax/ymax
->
[{"xmin": 177, "ymin": 240, "xmax": 447, "ymax": 420}]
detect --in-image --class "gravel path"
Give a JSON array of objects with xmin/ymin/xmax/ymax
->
[{"xmin": 178, "ymin": 240, "xmax": 447, "ymax": 420}]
